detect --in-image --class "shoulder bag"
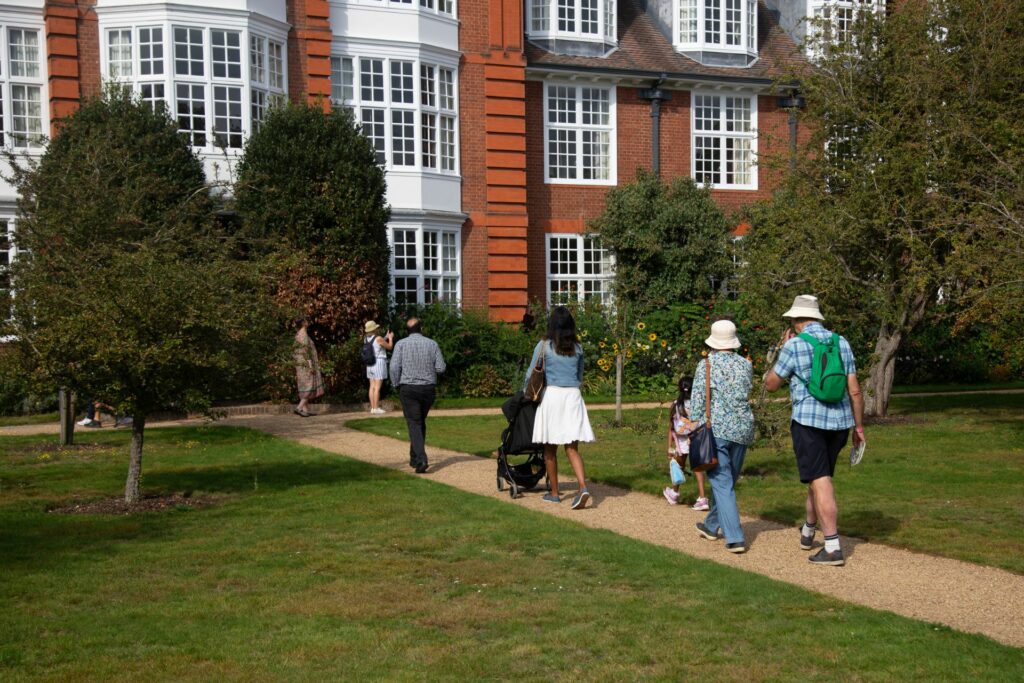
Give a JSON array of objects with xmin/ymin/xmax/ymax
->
[
  {"xmin": 688, "ymin": 357, "xmax": 719, "ymax": 472},
  {"xmin": 525, "ymin": 341, "xmax": 547, "ymax": 403}
]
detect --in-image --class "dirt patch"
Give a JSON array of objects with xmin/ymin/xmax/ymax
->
[{"xmin": 48, "ymin": 492, "xmax": 222, "ymax": 515}]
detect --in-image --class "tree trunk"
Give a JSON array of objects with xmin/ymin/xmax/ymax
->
[
  {"xmin": 863, "ymin": 329, "xmax": 901, "ymax": 417},
  {"xmin": 58, "ymin": 389, "xmax": 74, "ymax": 446},
  {"xmin": 615, "ymin": 353, "xmax": 623, "ymax": 425},
  {"xmin": 124, "ymin": 414, "xmax": 146, "ymax": 504}
]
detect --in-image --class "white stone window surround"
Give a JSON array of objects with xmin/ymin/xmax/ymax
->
[
  {"xmin": 806, "ymin": 0, "xmax": 884, "ymax": 55},
  {"xmin": 545, "ymin": 232, "xmax": 615, "ymax": 305},
  {"xmin": 0, "ymin": 8, "xmax": 49, "ymax": 152},
  {"xmin": 527, "ymin": 0, "xmax": 617, "ymax": 44},
  {"xmin": 690, "ymin": 89, "xmax": 758, "ymax": 190},
  {"xmin": 388, "ymin": 222, "xmax": 462, "ymax": 306},
  {"xmin": 542, "ymin": 79, "xmax": 617, "ymax": 186},
  {"xmin": 97, "ymin": 5, "xmax": 288, "ymax": 155},
  {"xmin": 330, "ymin": 42, "xmax": 460, "ymax": 179},
  {"xmin": 674, "ymin": 0, "xmax": 757, "ymax": 56},
  {"xmin": 333, "ymin": 0, "xmax": 458, "ymax": 18}
]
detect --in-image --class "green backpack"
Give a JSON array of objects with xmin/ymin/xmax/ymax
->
[{"xmin": 796, "ymin": 332, "xmax": 848, "ymax": 403}]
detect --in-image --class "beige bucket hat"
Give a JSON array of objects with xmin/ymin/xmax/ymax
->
[
  {"xmin": 364, "ymin": 320, "xmax": 381, "ymax": 334},
  {"xmin": 705, "ymin": 320, "xmax": 742, "ymax": 350},
  {"xmin": 782, "ymin": 295, "xmax": 825, "ymax": 321}
]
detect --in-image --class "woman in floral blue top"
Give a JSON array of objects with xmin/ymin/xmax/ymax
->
[{"xmin": 690, "ymin": 320, "xmax": 754, "ymax": 554}]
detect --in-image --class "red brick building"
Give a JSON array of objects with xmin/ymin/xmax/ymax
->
[{"xmin": 0, "ymin": 0, "xmax": 866, "ymax": 322}]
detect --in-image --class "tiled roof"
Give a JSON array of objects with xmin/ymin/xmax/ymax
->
[{"xmin": 526, "ymin": 0, "xmax": 806, "ymax": 83}]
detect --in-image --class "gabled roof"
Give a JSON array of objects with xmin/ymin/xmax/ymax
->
[{"xmin": 526, "ymin": 0, "xmax": 806, "ymax": 84}]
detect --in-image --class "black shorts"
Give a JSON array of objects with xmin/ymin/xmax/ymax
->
[{"xmin": 791, "ymin": 421, "xmax": 849, "ymax": 484}]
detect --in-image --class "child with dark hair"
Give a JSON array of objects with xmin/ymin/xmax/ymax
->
[{"xmin": 664, "ymin": 375, "xmax": 708, "ymax": 508}]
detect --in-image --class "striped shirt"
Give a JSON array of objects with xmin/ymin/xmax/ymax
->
[
  {"xmin": 773, "ymin": 322, "xmax": 857, "ymax": 431},
  {"xmin": 389, "ymin": 333, "xmax": 446, "ymax": 387}
]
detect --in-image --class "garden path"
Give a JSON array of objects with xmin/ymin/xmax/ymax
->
[{"xmin": 4, "ymin": 405, "xmax": 1023, "ymax": 647}]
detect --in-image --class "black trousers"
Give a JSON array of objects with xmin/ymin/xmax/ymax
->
[{"xmin": 399, "ymin": 384, "xmax": 436, "ymax": 468}]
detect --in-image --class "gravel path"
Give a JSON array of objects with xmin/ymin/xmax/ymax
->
[{"xmin": 5, "ymin": 406, "xmax": 1023, "ymax": 647}]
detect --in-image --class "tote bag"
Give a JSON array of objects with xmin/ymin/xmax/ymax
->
[
  {"xmin": 525, "ymin": 342, "xmax": 547, "ymax": 403},
  {"xmin": 688, "ymin": 358, "xmax": 719, "ymax": 472}
]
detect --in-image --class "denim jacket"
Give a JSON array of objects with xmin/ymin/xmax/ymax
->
[{"xmin": 523, "ymin": 340, "xmax": 584, "ymax": 389}]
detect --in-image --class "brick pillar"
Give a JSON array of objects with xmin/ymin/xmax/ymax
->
[
  {"xmin": 465, "ymin": 0, "xmax": 529, "ymax": 323},
  {"xmin": 286, "ymin": 0, "xmax": 332, "ymax": 112}
]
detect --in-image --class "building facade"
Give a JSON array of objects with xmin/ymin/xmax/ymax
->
[{"xmin": 0, "ymin": 0, "xmax": 864, "ymax": 321}]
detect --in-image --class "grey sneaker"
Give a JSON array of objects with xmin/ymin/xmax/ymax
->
[
  {"xmin": 808, "ymin": 548, "xmax": 845, "ymax": 566},
  {"xmin": 725, "ymin": 542, "xmax": 747, "ymax": 554},
  {"xmin": 542, "ymin": 493, "xmax": 561, "ymax": 503},
  {"xmin": 696, "ymin": 522, "xmax": 721, "ymax": 541},
  {"xmin": 800, "ymin": 528, "xmax": 816, "ymax": 551},
  {"xmin": 571, "ymin": 489, "xmax": 591, "ymax": 509}
]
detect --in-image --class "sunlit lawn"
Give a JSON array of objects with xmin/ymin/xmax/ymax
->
[
  {"xmin": 1, "ymin": 426, "xmax": 1022, "ymax": 680},
  {"xmin": 350, "ymin": 393, "xmax": 1024, "ymax": 574}
]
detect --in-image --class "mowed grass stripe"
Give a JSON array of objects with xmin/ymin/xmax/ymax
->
[{"xmin": 0, "ymin": 426, "xmax": 1021, "ymax": 681}]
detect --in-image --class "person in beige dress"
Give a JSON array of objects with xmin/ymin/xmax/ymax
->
[{"xmin": 294, "ymin": 317, "xmax": 324, "ymax": 417}]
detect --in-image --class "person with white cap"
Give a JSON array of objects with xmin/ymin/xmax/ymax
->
[
  {"xmin": 764, "ymin": 295, "xmax": 865, "ymax": 567},
  {"xmin": 363, "ymin": 320, "xmax": 394, "ymax": 414},
  {"xmin": 691, "ymin": 319, "xmax": 755, "ymax": 554}
]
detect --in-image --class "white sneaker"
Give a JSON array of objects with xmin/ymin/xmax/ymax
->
[
  {"xmin": 691, "ymin": 497, "xmax": 710, "ymax": 511},
  {"xmin": 371, "ymin": 407, "xmax": 385, "ymax": 414},
  {"xmin": 663, "ymin": 487, "xmax": 679, "ymax": 505},
  {"xmin": 76, "ymin": 418, "xmax": 91, "ymax": 427}
]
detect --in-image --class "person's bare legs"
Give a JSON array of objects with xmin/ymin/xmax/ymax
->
[
  {"xmin": 544, "ymin": 444, "xmax": 559, "ymax": 496},
  {"xmin": 368, "ymin": 379, "xmax": 382, "ymax": 411},
  {"xmin": 807, "ymin": 476, "xmax": 838, "ymax": 536},
  {"xmin": 297, "ymin": 398, "xmax": 309, "ymax": 414},
  {"xmin": 564, "ymin": 441, "xmax": 587, "ymax": 492},
  {"xmin": 696, "ymin": 470, "xmax": 707, "ymax": 500}
]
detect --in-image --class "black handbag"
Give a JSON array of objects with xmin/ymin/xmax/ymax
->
[
  {"xmin": 688, "ymin": 358, "xmax": 719, "ymax": 472},
  {"xmin": 524, "ymin": 342, "xmax": 546, "ymax": 403}
]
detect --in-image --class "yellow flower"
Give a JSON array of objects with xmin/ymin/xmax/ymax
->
[
  {"xmin": 648, "ymin": 332, "xmax": 657, "ymax": 341},
  {"xmin": 626, "ymin": 350, "xmax": 633, "ymax": 358},
  {"xmin": 661, "ymin": 339, "xmax": 667, "ymax": 348},
  {"xmin": 612, "ymin": 344, "xmax": 619, "ymax": 352},
  {"xmin": 637, "ymin": 322, "xmax": 646, "ymax": 330},
  {"xmin": 580, "ymin": 330, "xmax": 588, "ymax": 337},
  {"xmin": 599, "ymin": 341, "xmax": 606, "ymax": 348}
]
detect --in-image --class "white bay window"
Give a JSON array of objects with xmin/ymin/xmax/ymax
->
[
  {"xmin": 529, "ymin": 0, "xmax": 616, "ymax": 44},
  {"xmin": 390, "ymin": 226, "xmax": 461, "ymax": 306},
  {"xmin": 675, "ymin": 0, "xmax": 757, "ymax": 63},
  {"xmin": 1, "ymin": 26, "xmax": 45, "ymax": 149},
  {"xmin": 692, "ymin": 92, "xmax": 757, "ymax": 190}
]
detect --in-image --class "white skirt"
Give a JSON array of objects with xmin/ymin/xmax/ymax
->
[
  {"xmin": 532, "ymin": 386, "xmax": 596, "ymax": 445},
  {"xmin": 366, "ymin": 357, "xmax": 388, "ymax": 380}
]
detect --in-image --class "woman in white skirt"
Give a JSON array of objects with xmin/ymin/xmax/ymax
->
[
  {"xmin": 524, "ymin": 305, "xmax": 595, "ymax": 509},
  {"xmin": 364, "ymin": 320, "xmax": 394, "ymax": 414}
]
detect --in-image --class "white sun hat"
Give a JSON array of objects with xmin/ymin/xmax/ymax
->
[
  {"xmin": 705, "ymin": 320, "xmax": 742, "ymax": 350},
  {"xmin": 782, "ymin": 295, "xmax": 825, "ymax": 321},
  {"xmin": 364, "ymin": 320, "xmax": 381, "ymax": 334}
]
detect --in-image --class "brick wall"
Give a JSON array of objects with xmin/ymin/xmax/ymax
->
[
  {"xmin": 43, "ymin": 1, "xmax": 98, "ymax": 133},
  {"xmin": 286, "ymin": 0, "xmax": 332, "ymax": 111}
]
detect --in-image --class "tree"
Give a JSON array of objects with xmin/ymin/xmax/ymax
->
[
  {"xmin": 4, "ymin": 87, "xmax": 279, "ymax": 502},
  {"xmin": 591, "ymin": 170, "xmax": 732, "ymax": 307},
  {"xmin": 739, "ymin": 0, "xmax": 1024, "ymax": 416},
  {"xmin": 591, "ymin": 171, "xmax": 733, "ymax": 420},
  {"xmin": 233, "ymin": 103, "xmax": 391, "ymax": 396}
]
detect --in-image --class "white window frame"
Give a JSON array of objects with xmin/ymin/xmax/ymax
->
[
  {"xmin": 388, "ymin": 225, "xmax": 462, "ymax": 306},
  {"xmin": 331, "ymin": 49, "xmax": 460, "ymax": 176},
  {"xmin": 545, "ymin": 233, "xmax": 615, "ymax": 305},
  {"xmin": 543, "ymin": 82, "xmax": 616, "ymax": 186},
  {"xmin": 0, "ymin": 21, "xmax": 47, "ymax": 150},
  {"xmin": 690, "ymin": 90, "xmax": 758, "ymax": 190},
  {"xmin": 99, "ymin": 19, "xmax": 287, "ymax": 153},
  {"xmin": 345, "ymin": 0, "xmax": 458, "ymax": 18},
  {"xmin": 673, "ymin": 0, "xmax": 757, "ymax": 55},
  {"xmin": 527, "ymin": 0, "xmax": 616, "ymax": 44},
  {"xmin": 806, "ymin": 0, "xmax": 884, "ymax": 56}
]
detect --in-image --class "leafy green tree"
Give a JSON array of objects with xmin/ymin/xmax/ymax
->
[
  {"xmin": 4, "ymin": 87, "xmax": 279, "ymax": 502},
  {"xmin": 740, "ymin": 0, "xmax": 1024, "ymax": 416},
  {"xmin": 233, "ymin": 103, "xmax": 391, "ymax": 396},
  {"xmin": 591, "ymin": 170, "xmax": 732, "ymax": 307}
]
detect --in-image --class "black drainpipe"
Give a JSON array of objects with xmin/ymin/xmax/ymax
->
[
  {"xmin": 777, "ymin": 90, "xmax": 806, "ymax": 172},
  {"xmin": 638, "ymin": 75, "xmax": 671, "ymax": 178}
]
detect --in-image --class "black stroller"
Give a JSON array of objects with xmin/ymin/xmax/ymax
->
[{"xmin": 496, "ymin": 391, "xmax": 550, "ymax": 499}]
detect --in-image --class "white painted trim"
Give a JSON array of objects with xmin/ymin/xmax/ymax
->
[
  {"xmin": 542, "ymin": 80, "xmax": 617, "ymax": 186},
  {"xmin": 689, "ymin": 88, "xmax": 759, "ymax": 191},
  {"xmin": 387, "ymin": 221, "xmax": 463, "ymax": 308},
  {"xmin": 526, "ymin": 0, "xmax": 617, "ymax": 46},
  {"xmin": 672, "ymin": 0, "xmax": 758, "ymax": 58},
  {"xmin": 544, "ymin": 232, "xmax": 615, "ymax": 305}
]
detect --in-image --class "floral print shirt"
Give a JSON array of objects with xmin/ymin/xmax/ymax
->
[{"xmin": 690, "ymin": 351, "xmax": 755, "ymax": 446}]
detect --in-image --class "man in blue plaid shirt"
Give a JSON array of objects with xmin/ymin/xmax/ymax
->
[
  {"xmin": 390, "ymin": 317, "xmax": 447, "ymax": 473},
  {"xmin": 765, "ymin": 295, "xmax": 865, "ymax": 567}
]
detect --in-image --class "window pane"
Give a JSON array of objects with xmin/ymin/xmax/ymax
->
[
  {"xmin": 174, "ymin": 27, "xmax": 204, "ymax": 77},
  {"xmin": 557, "ymin": 0, "xmax": 576, "ymax": 32},
  {"xmin": 250, "ymin": 35, "xmax": 266, "ymax": 84},
  {"xmin": 420, "ymin": 64, "xmax": 436, "ymax": 108},
  {"xmin": 725, "ymin": 137, "xmax": 751, "ymax": 185},
  {"xmin": 9, "ymin": 29, "xmax": 40, "ymax": 78},
  {"xmin": 704, "ymin": 0, "xmax": 721, "ymax": 43},
  {"xmin": 390, "ymin": 61, "xmax": 414, "ymax": 105},
  {"xmin": 422, "ymin": 112, "xmax": 437, "ymax": 169},
  {"xmin": 361, "ymin": 108, "xmax": 386, "ymax": 164},
  {"xmin": 394, "ymin": 276, "xmax": 418, "ymax": 305},
  {"xmin": 140, "ymin": 82, "xmax": 167, "ymax": 111},
  {"xmin": 725, "ymin": 96, "xmax": 751, "ymax": 132},
  {"xmin": 360, "ymin": 58, "xmax": 385, "ymax": 102},
  {"xmin": 108, "ymin": 29, "xmax": 132, "ymax": 78},
  {"xmin": 175, "ymin": 82, "xmax": 206, "ymax": 146},
  {"xmin": 725, "ymin": 0, "xmax": 742, "ymax": 45},
  {"xmin": 438, "ymin": 68, "xmax": 455, "ymax": 110},
  {"xmin": 441, "ymin": 232, "xmax": 457, "ymax": 272},
  {"xmin": 440, "ymin": 115, "xmax": 456, "ymax": 172},
  {"xmin": 423, "ymin": 231, "xmax": 439, "ymax": 271},
  {"xmin": 393, "ymin": 229, "xmax": 417, "ymax": 271},
  {"xmin": 581, "ymin": 87, "xmax": 609, "ymax": 126},
  {"xmin": 580, "ymin": 0, "xmax": 598, "ymax": 34},
  {"xmin": 251, "ymin": 88, "xmax": 267, "ymax": 132},
  {"xmin": 213, "ymin": 85, "xmax": 243, "ymax": 148},
  {"xmin": 547, "ymin": 85, "xmax": 576, "ymax": 124},
  {"xmin": 139, "ymin": 27, "xmax": 164, "ymax": 76},
  {"xmin": 581, "ymin": 130, "xmax": 610, "ymax": 180},
  {"xmin": 211, "ymin": 30, "xmax": 241, "ymax": 79},
  {"xmin": 531, "ymin": 0, "xmax": 550, "ymax": 32},
  {"xmin": 269, "ymin": 41, "xmax": 284, "ymax": 90},
  {"xmin": 10, "ymin": 85, "xmax": 42, "ymax": 148},
  {"xmin": 679, "ymin": 0, "xmax": 698, "ymax": 42},
  {"xmin": 694, "ymin": 135, "xmax": 721, "ymax": 184},
  {"xmin": 694, "ymin": 94, "xmax": 721, "ymax": 131},
  {"xmin": 391, "ymin": 110, "xmax": 415, "ymax": 166}
]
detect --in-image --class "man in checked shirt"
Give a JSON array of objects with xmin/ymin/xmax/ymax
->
[
  {"xmin": 764, "ymin": 295, "xmax": 866, "ymax": 567},
  {"xmin": 389, "ymin": 317, "xmax": 447, "ymax": 473}
]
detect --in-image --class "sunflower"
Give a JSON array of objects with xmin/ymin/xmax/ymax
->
[
  {"xmin": 612, "ymin": 344, "xmax": 619, "ymax": 352},
  {"xmin": 599, "ymin": 341, "xmax": 606, "ymax": 348},
  {"xmin": 648, "ymin": 332, "xmax": 657, "ymax": 341},
  {"xmin": 660, "ymin": 339, "xmax": 667, "ymax": 348},
  {"xmin": 626, "ymin": 350, "xmax": 633, "ymax": 358},
  {"xmin": 636, "ymin": 322, "xmax": 646, "ymax": 331}
]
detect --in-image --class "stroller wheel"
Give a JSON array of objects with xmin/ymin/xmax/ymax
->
[
  {"xmin": 496, "ymin": 475, "xmax": 504, "ymax": 491},
  {"xmin": 510, "ymin": 482, "xmax": 520, "ymax": 499}
]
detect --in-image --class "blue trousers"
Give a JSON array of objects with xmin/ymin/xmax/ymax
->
[{"xmin": 702, "ymin": 438, "xmax": 748, "ymax": 545}]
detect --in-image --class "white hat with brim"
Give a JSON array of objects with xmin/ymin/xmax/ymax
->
[
  {"xmin": 705, "ymin": 320, "xmax": 742, "ymax": 350},
  {"xmin": 782, "ymin": 295, "xmax": 825, "ymax": 321},
  {"xmin": 364, "ymin": 320, "xmax": 381, "ymax": 334}
]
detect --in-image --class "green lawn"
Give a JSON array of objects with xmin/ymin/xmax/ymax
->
[
  {"xmin": 350, "ymin": 393, "xmax": 1024, "ymax": 574},
  {"xmin": 1, "ymin": 426, "xmax": 1021, "ymax": 680}
]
